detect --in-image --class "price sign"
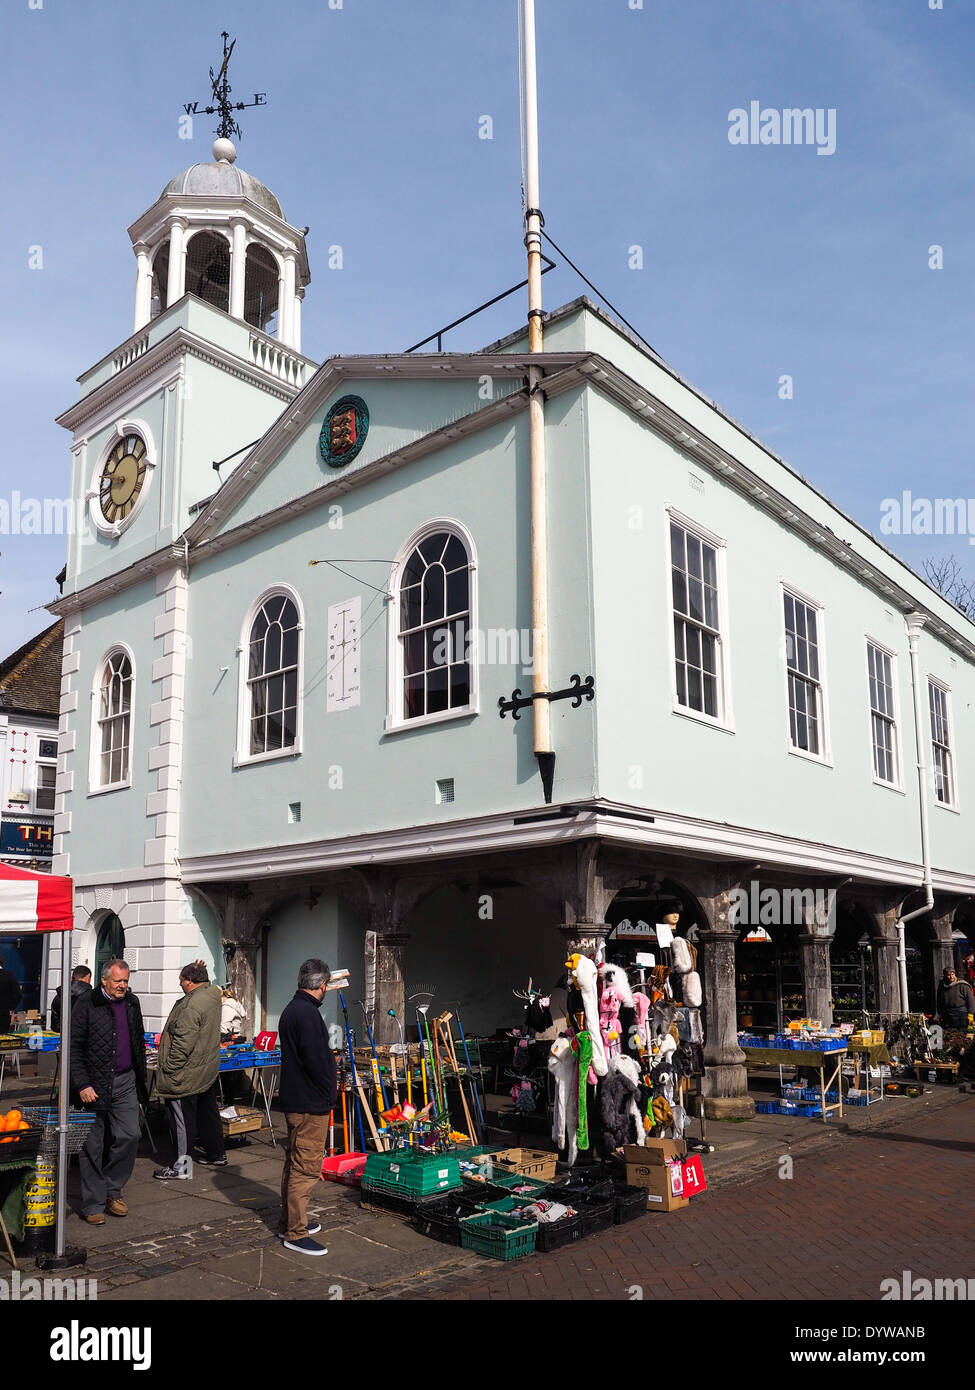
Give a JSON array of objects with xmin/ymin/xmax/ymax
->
[{"xmin": 681, "ymin": 1154, "xmax": 707, "ymax": 1195}]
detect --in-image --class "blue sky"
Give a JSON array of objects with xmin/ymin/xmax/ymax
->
[{"xmin": 1, "ymin": 0, "xmax": 973, "ymax": 653}]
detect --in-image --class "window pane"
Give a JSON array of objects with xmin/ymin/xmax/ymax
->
[
  {"xmin": 266, "ymin": 714, "xmax": 284, "ymax": 752},
  {"xmin": 449, "ymin": 663, "xmax": 470, "ymax": 708},
  {"xmin": 445, "ymin": 567, "xmax": 469, "ymax": 618},
  {"xmin": 282, "ymin": 627, "xmax": 299, "ymax": 670},
  {"xmin": 442, "ymin": 535, "xmax": 467, "ymax": 571},
  {"xmin": 422, "ymin": 565, "xmax": 446, "ymax": 624},
  {"xmin": 265, "ymin": 623, "xmax": 282, "ymax": 674},
  {"xmin": 419, "ymin": 534, "xmax": 447, "ymax": 565},
  {"xmin": 686, "ymin": 535, "xmax": 702, "ymax": 580},
  {"xmin": 250, "ymin": 716, "xmax": 265, "ymax": 756},
  {"xmin": 703, "ymin": 673, "xmax": 717, "ymax": 718},
  {"xmin": 687, "ymin": 578, "xmax": 705, "ymax": 624},
  {"xmin": 427, "ymin": 665, "xmax": 448, "ymax": 714},
  {"xmin": 267, "ymin": 674, "xmax": 284, "ymax": 714},
  {"xmin": 405, "ymin": 631, "xmax": 424, "ymax": 676},
  {"xmin": 673, "ymin": 615, "xmax": 685, "ymax": 660},
  {"xmin": 687, "ymin": 665, "xmax": 702, "ymax": 710},
  {"xmin": 701, "ymin": 544, "xmax": 717, "ymax": 590},
  {"xmin": 284, "ymin": 670, "xmax": 298, "ymax": 711},
  {"xmin": 401, "ymin": 584, "xmax": 422, "ymax": 631},
  {"xmin": 675, "ymin": 661, "xmax": 687, "ymax": 706},
  {"xmin": 402, "ymin": 549, "xmax": 425, "ymax": 588},
  {"xmin": 404, "ymin": 675, "xmax": 424, "ymax": 719},
  {"xmin": 670, "ymin": 523, "xmax": 685, "ymax": 571},
  {"xmin": 672, "ymin": 567, "xmax": 687, "ymax": 617}
]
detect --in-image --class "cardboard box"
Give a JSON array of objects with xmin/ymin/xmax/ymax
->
[
  {"xmin": 220, "ymin": 1105, "xmax": 264, "ymax": 1137},
  {"xmin": 632, "ymin": 1162, "xmax": 689, "ymax": 1212},
  {"xmin": 624, "ymin": 1137, "xmax": 687, "ymax": 1168}
]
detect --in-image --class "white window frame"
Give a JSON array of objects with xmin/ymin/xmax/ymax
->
[
  {"xmin": 865, "ymin": 636, "xmax": 904, "ymax": 792},
  {"xmin": 235, "ymin": 585, "xmax": 305, "ymax": 767},
  {"xmin": 781, "ymin": 582, "xmax": 832, "ymax": 766},
  {"xmin": 88, "ymin": 644, "xmax": 136, "ymax": 796},
  {"xmin": 927, "ymin": 675, "xmax": 959, "ymax": 812},
  {"xmin": 664, "ymin": 508, "xmax": 734, "ymax": 732},
  {"xmin": 385, "ymin": 518, "xmax": 479, "ymax": 735},
  {"xmin": 33, "ymin": 750, "xmax": 58, "ymax": 814},
  {"xmin": 86, "ymin": 418, "xmax": 158, "ymax": 539}
]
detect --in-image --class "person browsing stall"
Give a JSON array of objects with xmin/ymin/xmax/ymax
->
[
  {"xmin": 153, "ymin": 961, "xmax": 226, "ymax": 1180},
  {"xmin": 277, "ymin": 958, "xmax": 337, "ymax": 1257}
]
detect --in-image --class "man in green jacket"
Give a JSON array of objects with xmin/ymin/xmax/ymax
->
[{"xmin": 153, "ymin": 961, "xmax": 227, "ymax": 1180}]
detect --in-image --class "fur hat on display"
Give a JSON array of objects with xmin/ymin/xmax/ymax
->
[
  {"xmin": 669, "ymin": 970, "xmax": 684, "ymax": 1004},
  {"xmin": 651, "ymin": 1094, "xmax": 674, "ymax": 1129},
  {"xmin": 600, "ymin": 1055, "xmax": 644, "ymax": 1153},
  {"xmin": 653, "ymin": 1001, "xmax": 677, "ymax": 1039},
  {"xmin": 631, "ymin": 991, "xmax": 652, "ymax": 1052},
  {"xmin": 671, "ymin": 936, "xmax": 694, "ymax": 974},
  {"xmin": 684, "ymin": 971, "xmax": 702, "ymax": 1008},
  {"xmin": 565, "ymin": 954, "xmax": 608, "ymax": 1078},
  {"xmin": 548, "ymin": 1035, "xmax": 579, "ymax": 1167},
  {"xmin": 598, "ymin": 962, "xmax": 634, "ymax": 1010}
]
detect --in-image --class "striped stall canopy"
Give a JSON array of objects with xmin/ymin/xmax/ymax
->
[{"xmin": 0, "ymin": 861, "xmax": 73, "ymax": 933}]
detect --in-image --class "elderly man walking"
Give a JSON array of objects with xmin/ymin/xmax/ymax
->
[
  {"xmin": 71, "ymin": 960, "xmax": 148, "ymax": 1226},
  {"xmin": 154, "ymin": 961, "xmax": 226, "ymax": 1180},
  {"xmin": 278, "ymin": 958, "xmax": 337, "ymax": 1256}
]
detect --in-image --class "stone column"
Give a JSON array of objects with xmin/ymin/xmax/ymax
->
[
  {"xmin": 697, "ymin": 924, "xmax": 753, "ymax": 1117},
  {"xmin": 166, "ymin": 218, "xmax": 188, "ymax": 307},
  {"xmin": 375, "ymin": 934, "xmax": 410, "ymax": 1047},
  {"xmin": 293, "ymin": 286, "xmax": 304, "ymax": 353},
  {"xmin": 279, "ymin": 254, "xmax": 297, "ymax": 346},
  {"xmin": 133, "ymin": 242, "xmax": 152, "ymax": 331},
  {"xmin": 928, "ymin": 898, "xmax": 963, "ymax": 1014},
  {"xmin": 870, "ymin": 935, "xmax": 900, "ymax": 1014},
  {"xmin": 558, "ymin": 921, "xmax": 607, "ymax": 959},
  {"xmin": 798, "ymin": 932, "xmax": 833, "ymax": 1026},
  {"xmin": 229, "ymin": 218, "xmax": 248, "ymax": 321}
]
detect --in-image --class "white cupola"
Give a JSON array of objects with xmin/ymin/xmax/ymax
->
[{"xmin": 126, "ymin": 137, "xmax": 310, "ymax": 351}]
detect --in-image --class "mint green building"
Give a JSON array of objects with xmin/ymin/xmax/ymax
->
[{"xmin": 49, "ymin": 141, "xmax": 975, "ymax": 1115}]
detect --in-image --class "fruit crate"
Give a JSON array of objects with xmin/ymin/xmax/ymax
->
[
  {"xmin": 488, "ymin": 1171, "xmax": 550, "ymax": 1196},
  {"xmin": 251, "ymin": 1050, "xmax": 281, "ymax": 1068},
  {"xmin": 801, "ymin": 1088, "xmax": 839, "ymax": 1103},
  {"xmin": 412, "ymin": 1192, "xmax": 483, "ymax": 1246},
  {"xmin": 477, "ymin": 1195, "xmax": 583, "ymax": 1252},
  {"xmin": 613, "ymin": 1184, "xmax": 649, "ymax": 1224},
  {"xmin": 754, "ymin": 1100, "xmax": 779, "ymax": 1114},
  {"xmin": 844, "ymin": 1093, "xmax": 878, "ymax": 1106},
  {"xmin": 491, "ymin": 1147, "xmax": 559, "ymax": 1182},
  {"xmin": 459, "ymin": 1209, "xmax": 538, "ymax": 1261},
  {"xmin": 0, "ymin": 1124, "xmax": 43, "ymax": 1158},
  {"xmin": 219, "ymin": 1050, "xmax": 256, "ymax": 1071},
  {"xmin": 362, "ymin": 1149, "xmax": 461, "ymax": 1198}
]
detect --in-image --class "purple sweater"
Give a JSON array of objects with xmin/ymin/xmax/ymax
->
[{"xmin": 104, "ymin": 992, "xmax": 133, "ymax": 1073}]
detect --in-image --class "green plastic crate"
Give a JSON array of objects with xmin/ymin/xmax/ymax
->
[
  {"xmin": 489, "ymin": 1170, "xmax": 550, "ymax": 1194},
  {"xmin": 459, "ymin": 1209, "xmax": 538, "ymax": 1261},
  {"xmin": 362, "ymin": 1150, "xmax": 461, "ymax": 1197}
]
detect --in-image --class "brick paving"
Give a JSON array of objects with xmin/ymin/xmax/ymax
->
[{"xmin": 423, "ymin": 1096, "xmax": 975, "ymax": 1302}]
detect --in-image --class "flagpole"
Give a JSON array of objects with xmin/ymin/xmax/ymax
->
[{"xmin": 522, "ymin": 0, "xmax": 554, "ymax": 799}]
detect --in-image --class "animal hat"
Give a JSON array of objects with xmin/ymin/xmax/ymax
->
[{"xmin": 566, "ymin": 953, "xmax": 608, "ymax": 1078}]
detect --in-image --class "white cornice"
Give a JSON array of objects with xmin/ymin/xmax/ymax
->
[
  {"xmin": 176, "ymin": 796, "xmax": 975, "ymax": 896},
  {"xmin": 58, "ymin": 325, "xmax": 301, "ymax": 435},
  {"xmin": 48, "ymin": 545, "xmax": 187, "ymax": 619}
]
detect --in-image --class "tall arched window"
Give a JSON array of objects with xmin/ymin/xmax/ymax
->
[
  {"xmin": 243, "ymin": 591, "xmax": 302, "ymax": 759},
  {"xmin": 389, "ymin": 523, "xmax": 476, "ymax": 728},
  {"xmin": 95, "ymin": 651, "xmax": 133, "ymax": 789},
  {"xmin": 185, "ymin": 230, "xmax": 231, "ymax": 314}
]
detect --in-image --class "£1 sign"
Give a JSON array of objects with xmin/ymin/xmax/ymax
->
[{"xmin": 681, "ymin": 1155, "xmax": 707, "ymax": 1195}]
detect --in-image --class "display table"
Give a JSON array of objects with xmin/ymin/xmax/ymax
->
[
  {"xmin": 846, "ymin": 1041, "xmax": 892, "ymax": 1103},
  {"xmin": 742, "ymin": 1045, "xmax": 846, "ymax": 1121}
]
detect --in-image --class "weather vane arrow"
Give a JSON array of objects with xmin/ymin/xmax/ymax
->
[{"xmin": 182, "ymin": 31, "xmax": 267, "ymax": 141}]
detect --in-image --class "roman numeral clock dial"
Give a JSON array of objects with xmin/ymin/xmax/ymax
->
[{"xmin": 98, "ymin": 434, "xmax": 148, "ymax": 527}]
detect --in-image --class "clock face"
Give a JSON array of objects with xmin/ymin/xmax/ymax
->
[{"xmin": 99, "ymin": 433, "xmax": 148, "ymax": 525}]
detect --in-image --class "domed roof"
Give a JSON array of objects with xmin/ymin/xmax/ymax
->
[{"xmin": 160, "ymin": 141, "xmax": 283, "ymax": 219}]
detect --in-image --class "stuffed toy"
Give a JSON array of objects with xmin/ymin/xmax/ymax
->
[
  {"xmin": 631, "ymin": 991, "xmax": 651, "ymax": 1055},
  {"xmin": 653, "ymin": 1000, "xmax": 677, "ymax": 1040},
  {"xmin": 598, "ymin": 962, "xmax": 634, "ymax": 1009},
  {"xmin": 600, "ymin": 1055, "xmax": 644, "ymax": 1154},
  {"xmin": 548, "ymin": 1035, "xmax": 579, "ymax": 1167},
  {"xmin": 651, "ymin": 1094, "xmax": 674, "ymax": 1129},
  {"xmin": 599, "ymin": 982, "xmax": 625, "ymax": 1060},
  {"xmin": 671, "ymin": 935, "xmax": 694, "ymax": 975},
  {"xmin": 565, "ymin": 954, "xmax": 608, "ymax": 1079},
  {"xmin": 684, "ymin": 971, "xmax": 702, "ymax": 1008},
  {"xmin": 572, "ymin": 1031, "xmax": 594, "ymax": 1150}
]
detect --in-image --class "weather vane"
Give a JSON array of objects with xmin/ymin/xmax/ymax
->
[{"xmin": 182, "ymin": 31, "xmax": 267, "ymax": 142}]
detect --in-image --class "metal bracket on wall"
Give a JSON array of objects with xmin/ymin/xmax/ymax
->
[{"xmin": 498, "ymin": 673, "xmax": 595, "ymax": 720}]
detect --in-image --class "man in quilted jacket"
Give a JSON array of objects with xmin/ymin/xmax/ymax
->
[
  {"xmin": 71, "ymin": 959, "xmax": 148, "ymax": 1226},
  {"xmin": 153, "ymin": 961, "xmax": 225, "ymax": 1179}
]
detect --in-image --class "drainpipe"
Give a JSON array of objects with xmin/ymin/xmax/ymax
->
[
  {"xmin": 900, "ymin": 612, "xmax": 935, "ymax": 1015},
  {"xmin": 522, "ymin": 0, "xmax": 554, "ymax": 802}
]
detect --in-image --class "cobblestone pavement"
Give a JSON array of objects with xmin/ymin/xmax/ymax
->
[{"xmin": 7, "ymin": 1063, "xmax": 972, "ymax": 1301}]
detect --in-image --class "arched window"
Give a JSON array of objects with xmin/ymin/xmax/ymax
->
[
  {"xmin": 243, "ymin": 592, "xmax": 302, "ymax": 759},
  {"xmin": 244, "ymin": 244, "xmax": 279, "ymax": 333},
  {"xmin": 95, "ymin": 913, "xmax": 126, "ymax": 983},
  {"xmin": 95, "ymin": 651, "xmax": 133, "ymax": 788},
  {"xmin": 185, "ymin": 230, "xmax": 231, "ymax": 314},
  {"xmin": 390, "ymin": 524, "xmax": 476, "ymax": 727}
]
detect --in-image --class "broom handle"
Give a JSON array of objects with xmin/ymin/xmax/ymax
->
[
  {"xmin": 339, "ymin": 992, "xmax": 366, "ymax": 1153},
  {"xmin": 455, "ymin": 1013, "xmax": 485, "ymax": 1131}
]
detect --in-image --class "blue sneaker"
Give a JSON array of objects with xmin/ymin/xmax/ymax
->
[
  {"xmin": 282, "ymin": 1236, "xmax": 328, "ymax": 1256},
  {"xmin": 278, "ymin": 1222, "xmax": 321, "ymax": 1238}
]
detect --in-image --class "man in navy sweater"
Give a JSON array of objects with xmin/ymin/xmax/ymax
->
[{"xmin": 277, "ymin": 959, "xmax": 337, "ymax": 1255}]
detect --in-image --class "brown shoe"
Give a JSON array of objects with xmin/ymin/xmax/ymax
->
[
  {"xmin": 106, "ymin": 1197, "xmax": 128, "ymax": 1217},
  {"xmin": 85, "ymin": 1212, "xmax": 106, "ymax": 1226}
]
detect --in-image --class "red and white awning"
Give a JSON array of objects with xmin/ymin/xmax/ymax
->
[{"xmin": 0, "ymin": 861, "xmax": 73, "ymax": 933}]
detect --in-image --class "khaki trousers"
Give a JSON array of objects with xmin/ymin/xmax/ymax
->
[{"xmin": 280, "ymin": 1112, "xmax": 330, "ymax": 1240}]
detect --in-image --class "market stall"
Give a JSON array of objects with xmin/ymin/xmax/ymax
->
[{"xmin": 0, "ymin": 861, "xmax": 79, "ymax": 1268}]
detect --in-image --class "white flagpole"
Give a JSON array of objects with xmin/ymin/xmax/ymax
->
[{"xmin": 522, "ymin": 0, "xmax": 554, "ymax": 793}]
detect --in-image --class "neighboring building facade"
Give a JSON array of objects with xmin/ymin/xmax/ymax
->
[
  {"xmin": 48, "ymin": 140, "xmax": 975, "ymax": 1114},
  {"xmin": 0, "ymin": 620, "xmax": 62, "ymax": 1012}
]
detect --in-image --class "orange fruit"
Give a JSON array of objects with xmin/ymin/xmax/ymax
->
[
  {"xmin": 17, "ymin": 1121, "xmax": 29, "ymax": 1130},
  {"xmin": 3, "ymin": 1111, "xmax": 21, "ymax": 1132}
]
